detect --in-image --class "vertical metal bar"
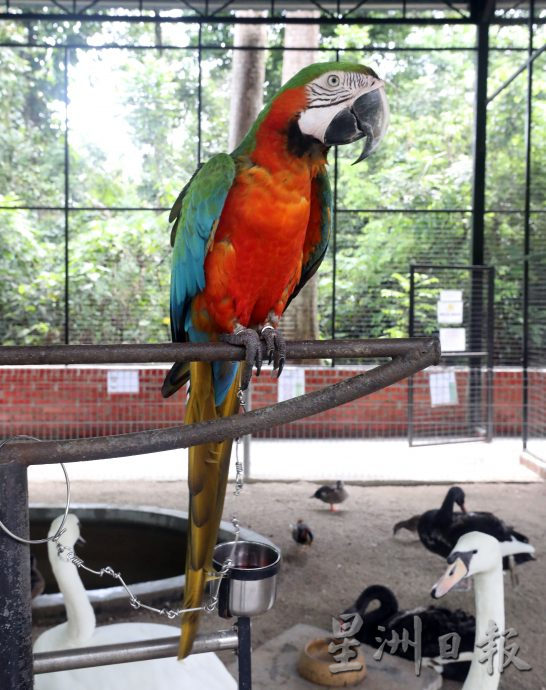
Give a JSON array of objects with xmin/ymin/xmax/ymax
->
[
  {"xmin": 64, "ymin": 46, "xmax": 70, "ymax": 345},
  {"xmin": 243, "ymin": 383, "xmax": 252, "ymax": 482},
  {"xmin": 197, "ymin": 23, "xmax": 203, "ymax": 167},
  {"xmin": 331, "ymin": 48, "xmax": 340, "ymax": 363},
  {"xmin": 0, "ymin": 464, "xmax": 32, "ymax": 690},
  {"xmin": 522, "ymin": 0, "xmax": 534, "ymax": 449},
  {"xmin": 331, "ymin": 145, "xmax": 339, "ymax": 361},
  {"xmin": 237, "ymin": 617, "xmax": 252, "ymax": 690},
  {"xmin": 486, "ymin": 266, "xmax": 495, "ymax": 442},
  {"xmin": 407, "ymin": 264, "xmax": 415, "ymax": 446},
  {"xmin": 469, "ymin": 20, "xmax": 489, "ymax": 433}
]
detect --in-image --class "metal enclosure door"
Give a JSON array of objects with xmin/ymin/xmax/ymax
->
[{"xmin": 408, "ymin": 264, "xmax": 494, "ymax": 446}]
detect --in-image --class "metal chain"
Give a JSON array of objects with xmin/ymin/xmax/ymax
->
[
  {"xmin": 234, "ymin": 388, "xmax": 246, "ymax": 496},
  {"xmin": 52, "ymin": 517, "xmax": 241, "ymax": 619},
  {"xmin": 54, "ymin": 539, "xmax": 203, "ymax": 619}
]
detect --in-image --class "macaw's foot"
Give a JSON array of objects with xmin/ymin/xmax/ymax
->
[
  {"xmin": 220, "ymin": 327, "xmax": 262, "ymax": 391},
  {"xmin": 260, "ymin": 325, "xmax": 286, "ymax": 378}
]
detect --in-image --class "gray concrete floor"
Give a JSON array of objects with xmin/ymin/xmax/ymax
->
[{"xmin": 27, "ymin": 438, "xmax": 541, "ymax": 484}]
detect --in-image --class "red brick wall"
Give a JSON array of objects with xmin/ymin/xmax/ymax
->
[{"xmin": 0, "ymin": 365, "xmax": 539, "ymax": 441}]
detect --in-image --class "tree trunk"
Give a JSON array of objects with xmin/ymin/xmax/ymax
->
[
  {"xmin": 280, "ymin": 12, "xmax": 322, "ymax": 344},
  {"xmin": 228, "ymin": 11, "xmax": 267, "ymax": 150}
]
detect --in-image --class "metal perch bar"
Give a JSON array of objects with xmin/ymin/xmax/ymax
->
[
  {"xmin": 0, "ymin": 337, "xmax": 439, "ymax": 690},
  {"xmin": 0, "ymin": 338, "xmax": 439, "ymax": 467},
  {"xmin": 0, "ymin": 338, "xmax": 433, "ymax": 366},
  {"xmin": 33, "ymin": 629, "xmax": 239, "ymax": 674}
]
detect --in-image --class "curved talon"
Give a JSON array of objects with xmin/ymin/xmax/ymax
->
[
  {"xmin": 260, "ymin": 326, "xmax": 276, "ymax": 365},
  {"xmin": 220, "ymin": 328, "xmax": 262, "ymax": 390},
  {"xmin": 260, "ymin": 326, "xmax": 286, "ymax": 378}
]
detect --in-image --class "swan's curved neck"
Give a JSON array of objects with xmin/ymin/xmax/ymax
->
[
  {"xmin": 463, "ymin": 564, "xmax": 504, "ymax": 690},
  {"xmin": 49, "ymin": 543, "xmax": 96, "ymax": 645},
  {"xmin": 437, "ymin": 492, "xmax": 456, "ymax": 522}
]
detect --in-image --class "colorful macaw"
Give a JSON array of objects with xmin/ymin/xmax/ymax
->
[{"xmin": 161, "ymin": 61, "xmax": 389, "ymax": 658}]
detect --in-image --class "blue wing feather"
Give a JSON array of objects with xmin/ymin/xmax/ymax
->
[
  {"xmin": 169, "ymin": 153, "xmax": 236, "ymax": 343},
  {"xmin": 167, "ymin": 153, "xmax": 238, "ymax": 405}
]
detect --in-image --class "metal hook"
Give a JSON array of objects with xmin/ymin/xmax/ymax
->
[{"xmin": 0, "ymin": 436, "xmax": 71, "ymax": 545}]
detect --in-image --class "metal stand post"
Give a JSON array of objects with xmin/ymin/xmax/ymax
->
[
  {"xmin": 237, "ymin": 617, "xmax": 252, "ymax": 690},
  {"xmin": 243, "ymin": 383, "xmax": 252, "ymax": 482},
  {"xmin": 0, "ymin": 464, "xmax": 33, "ymax": 690}
]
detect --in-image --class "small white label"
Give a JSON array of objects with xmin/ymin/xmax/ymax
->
[
  {"xmin": 107, "ymin": 370, "xmax": 139, "ymax": 394},
  {"xmin": 277, "ymin": 367, "xmax": 305, "ymax": 402},
  {"xmin": 437, "ymin": 300, "xmax": 463, "ymax": 324},
  {"xmin": 439, "ymin": 327, "xmax": 466, "ymax": 352},
  {"xmin": 429, "ymin": 371, "xmax": 458, "ymax": 406}
]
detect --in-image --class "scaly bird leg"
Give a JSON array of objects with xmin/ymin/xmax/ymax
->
[
  {"xmin": 260, "ymin": 324, "xmax": 286, "ymax": 378},
  {"xmin": 219, "ymin": 326, "xmax": 262, "ymax": 391}
]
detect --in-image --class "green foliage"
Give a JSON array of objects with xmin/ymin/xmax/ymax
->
[{"xmin": 0, "ymin": 17, "xmax": 543, "ymax": 366}]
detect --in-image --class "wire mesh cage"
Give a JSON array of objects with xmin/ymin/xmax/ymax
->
[{"xmin": 0, "ymin": 2, "xmax": 544, "ymax": 458}]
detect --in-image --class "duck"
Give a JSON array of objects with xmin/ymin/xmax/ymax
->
[
  {"xmin": 342, "ymin": 584, "xmax": 475, "ymax": 681},
  {"xmin": 311, "ymin": 480, "xmax": 348, "ymax": 511},
  {"xmin": 34, "ymin": 514, "xmax": 236, "ymax": 690},
  {"xmin": 291, "ymin": 519, "xmax": 314, "ymax": 546},
  {"xmin": 431, "ymin": 530, "xmax": 533, "ymax": 689},
  {"xmin": 417, "ymin": 487, "xmax": 535, "ymax": 580}
]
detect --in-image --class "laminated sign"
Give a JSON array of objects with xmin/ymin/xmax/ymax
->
[
  {"xmin": 429, "ymin": 371, "xmax": 458, "ymax": 406},
  {"xmin": 107, "ymin": 369, "xmax": 140, "ymax": 394},
  {"xmin": 437, "ymin": 289, "xmax": 463, "ymax": 325}
]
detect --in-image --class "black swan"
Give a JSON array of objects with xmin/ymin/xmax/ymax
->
[
  {"xmin": 417, "ymin": 487, "xmax": 535, "ymax": 579},
  {"xmin": 342, "ymin": 584, "xmax": 475, "ymax": 681}
]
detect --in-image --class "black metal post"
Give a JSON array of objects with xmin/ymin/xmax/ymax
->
[
  {"xmin": 63, "ymin": 46, "xmax": 70, "ymax": 345},
  {"xmin": 407, "ymin": 265, "xmax": 416, "ymax": 446},
  {"xmin": 522, "ymin": 0, "xmax": 535, "ymax": 449},
  {"xmin": 486, "ymin": 266, "xmax": 495, "ymax": 441},
  {"xmin": 237, "ymin": 617, "xmax": 252, "ymax": 690},
  {"xmin": 197, "ymin": 24, "xmax": 203, "ymax": 167},
  {"xmin": 0, "ymin": 464, "xmax": 33, "ymax": 690},
  {"xmin": 469, "ymin": 16, "xmax": 490, "ymax": 434}
]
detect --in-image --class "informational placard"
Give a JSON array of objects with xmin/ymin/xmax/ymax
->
[
  {"xmin": 277, "ymin": 367, "xmax": 305, "ymax": 402},
  {"xmin": 439, "ymin": 327, "xmax": 466, "ymax": 352},
  {"xmin": 107, "ymin": 369, "xmax": 140, "ymax": 394},
  {"xmin": 429, "ymin": 370, "xmax": 458, "ymax": 406},
  {"xmin": 437, "ymin": 289, "xmax": 463, "ymax": 324}
]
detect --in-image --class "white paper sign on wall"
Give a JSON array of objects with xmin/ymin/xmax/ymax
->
[
  {"xmin": 437, "ymin": 289, "xmax": 463, "ymax": 325},
  {"xmin": 429, "ymin": 370, "xmax": 458, "ymax": 406},
  {"xmin": 107, "ymin": 370, "xmax": 140, "ymax": 394},
  {"xmin": 439, "ymin": 328, "xmax": 466, "ymax": 352}
]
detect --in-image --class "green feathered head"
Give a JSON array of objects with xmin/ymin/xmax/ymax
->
[{"xmin": 236, "ymin": 61, "xmax": 389, "ymax": 163}]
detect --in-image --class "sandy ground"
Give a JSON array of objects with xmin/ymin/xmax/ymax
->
[{"xmin": 30, "ymin": 479, "xmax": 545, "ymax": 690}]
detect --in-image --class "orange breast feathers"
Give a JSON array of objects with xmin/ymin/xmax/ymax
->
[
  {"xmin": 195, "ymin": 164, "xmax": 312, "ymax": 333},
  {"xmin": 191, "ymin": 85, "xmax": 327, "ymax": 336}
]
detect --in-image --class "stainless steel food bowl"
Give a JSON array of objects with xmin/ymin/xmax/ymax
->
[{"xmin": 212, "ymin": 540, "xmax": 281, "ymax": 619}]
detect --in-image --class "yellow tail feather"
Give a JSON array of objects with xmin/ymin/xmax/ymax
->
[{"xmin": 178, "ymin": 361, "xmax": 240, "ymax": 659}]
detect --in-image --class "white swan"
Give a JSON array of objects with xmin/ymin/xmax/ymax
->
[
  {"xmin": 431, "ymin": 530, "xmax": 534, "ymax": 690},
  {"xmin": 34, "ymin": 514, "xmax": 236, "ymax": 690}
]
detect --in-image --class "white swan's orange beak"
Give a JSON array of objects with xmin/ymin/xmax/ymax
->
[{"xmin": 431, "ymin": 557, "xmax": 468, "ymax": 598}]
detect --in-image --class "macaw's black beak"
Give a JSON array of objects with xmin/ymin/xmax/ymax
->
[{"xmin": 323, "ymin": 85, "xmax": 389, "ymax": 164}]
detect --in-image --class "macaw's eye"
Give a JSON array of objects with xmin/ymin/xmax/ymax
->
[{"xmin": 327, "ymin": 74, "xmax": 340, "ymax": 87}]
